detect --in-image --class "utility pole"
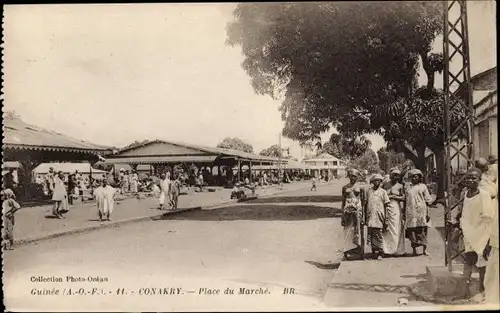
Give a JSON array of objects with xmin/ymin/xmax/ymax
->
[{"xmin": 442, "ymin": 0, "xmax": 474, "ymax": 272}]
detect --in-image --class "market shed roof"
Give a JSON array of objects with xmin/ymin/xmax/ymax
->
[{"xmin": 3, "ymin": 117, "xmax": 111, "ymax": 154}]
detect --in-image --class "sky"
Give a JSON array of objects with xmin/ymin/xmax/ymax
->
[{"xmin": 3, "ymin": 2, "xmax": 496, "ymax": 160}]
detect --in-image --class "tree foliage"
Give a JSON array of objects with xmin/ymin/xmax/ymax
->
[
  {"xmin": 348, "ymin": 148, "xmax": 380, "ymax": 174},
  {"xmin": 227, "ymin": 2, "xmax": 459, "ymax": 198},
  {"xmin": 377, "ymin": 146, "xmax": 409, "ymax": 173},
  {"xmin": 260, "ymin": 144, "xmax": 293, "ymax": 159},
  {"xmin": 319, "ymin": 134, "xmax": 372, "ymax": 160},
  {"xmin": 259, "ymin": 144, "xmax": 282, "ymax": 158},
  {"xmin": 217, "ymin": 137, "xmax": 254, "ymax": 153}
]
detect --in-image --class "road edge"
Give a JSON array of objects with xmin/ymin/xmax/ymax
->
[{"xmin": 14, "ymin": 182, "xmax": 313, "ymax": 246}]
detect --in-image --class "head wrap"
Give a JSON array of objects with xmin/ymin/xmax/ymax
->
[
  {"xmin": 349, "ymin": 169, "xmax": 360, "ymax": 177},
  {"xmin": 390, "ymin": 168, "xmax": 401, "ymax": 175},
  {"xmin": 370, "ymin": 173, "xmax": 384, "ymax": 182},
  {"xmin": 475, "ymin": 158, "xmax": 489, "ymax": 169},
  {"xmin": 408, "ymin": 169, "xmax": 423, "ymax": 177},
  {"xmin": 1, "ymin": 189, "xmax": 15, "ymax": 199},
  {"xmin": 467, "ymin": 167, "xmax": 482, "ymax": 178},
  {"xmin": 457, "ymin": 168, "xmax": 468, "ymax": 176}
]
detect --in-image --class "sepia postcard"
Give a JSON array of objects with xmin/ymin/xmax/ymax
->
[{"xmin": 1, "ymin": 2, "xmax": 498, "ymax": 312}]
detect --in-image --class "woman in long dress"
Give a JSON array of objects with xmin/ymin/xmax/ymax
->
[
  {"xmin": 382, "ymin": 168, "xmax": 406, "ymax": 257},
  {"xmin": 341, "ymin": 169, "xmax": 365, "ymax": 260},
  {"xmin": 405, "ymin": 169, "xmax": 432, "ymax": 256},
  {"xmin": 52, "ymin": 171, "xmax": 69, "ymax": 219},
  {"xmin": 130, "ymin": 171, "xmax": 139, "ymax": 194}
]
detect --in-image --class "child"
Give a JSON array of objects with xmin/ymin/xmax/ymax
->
[
  {"xmin": 2, "ymin": 189, "xmax": 21, "ymax": 250},
  {"xmin": 405, "ymin": 169, "xmax": 433, "ymax": 256},
  {"xmin": 459, "ymin": 168, "xmax": 494, "ymax": 301},
  {"xmin": 365, "ymin": 174, "xmax": 390, "ymax": 260},
  {"xmin": 311, "ymin": 177, "xmax": 317, "ymax": 191},
  {"xmin": 170, "ymin": 175, "xmax": 181, "ymax": 211}
]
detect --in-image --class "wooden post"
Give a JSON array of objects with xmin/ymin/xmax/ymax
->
[
  {"xmin": 237, "ymin": 159, "xmax": 241, "ymax": 182},
  {"xmin": 249, "ymin": 161, "xmax": 253, "ymax": 183}
]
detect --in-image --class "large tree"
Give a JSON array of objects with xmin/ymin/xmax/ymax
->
[
  {"xmin": 217, "ymin": 137, "xmax": 254, "ymax": 153},
  {"xmin": 349, "ymin": 148, "xmax": 380, "ymax": 174},
  {"xmin": 260, "ymin": 144, "xmax": 282, "ymax": 158},
  {"xmin": 377, "ymin": 146, "xmax": 409, "ymax": 173},
  {"xmin": 319, "ymin": 134, "xmax": 372, "ymax": 160},
  {"xmin": 227, "ymin": 2, "xmax": 461, "ymax": 198},
  {"xmin": 260, "ymin": 144, "xmax": 294, "ymax": 159}
]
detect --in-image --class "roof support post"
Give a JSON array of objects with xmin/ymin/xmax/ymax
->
[
  {"xmin": 237, "ymin": 159, "xmax": 241, "ymax": 182},
  {"xmin": 249, "ymin": 161, "xmax": 253, "ymax": 183}
]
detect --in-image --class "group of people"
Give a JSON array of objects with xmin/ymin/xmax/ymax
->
[
  {"xmin": 118, "ymin": 169, "xmax": 140, "ymax": 195},
  {"xmin": 341, "ymin": 155, "xmax": 498, "ymax": 304},
  {"xmin": 152, "ymin": 172, "xmax": 182, "ymax": 210},
  {"xmin": 342, "ymin": 167, "xmax": 431, "ymax": 261}
]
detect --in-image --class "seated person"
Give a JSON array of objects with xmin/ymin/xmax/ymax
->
[{"xmin": 231, "ymin": 183, "xmax": 245, "ymax": 199}]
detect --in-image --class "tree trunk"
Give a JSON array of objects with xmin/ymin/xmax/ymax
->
[
  {"xmin": 414, "ymin": 145, "xmax": 427, "ymax": 174},
  {"xmin": 433, "ymin": 146, "xmax": 446, "ymax": 201},
  {"xmin": 419, "ymin": 51, "xmax": 434, "ymax": 97}
]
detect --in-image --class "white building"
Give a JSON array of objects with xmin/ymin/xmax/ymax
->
[
  {"xmin": 471, "ymin": 67, "xmax": 497, "ymax": 159},
  {"xmin": 302, "ymin": 153, "xmax": 346, "ymax": 179},
  {"xmin": 32, "ymin": 163, "xmax": 107, "ymax": 181}
]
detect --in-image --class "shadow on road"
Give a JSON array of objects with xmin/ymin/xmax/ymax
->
[
  {"xmin": 156, "ymin": 204, "xmax": 342, "ymax": 221},
  {"xmin": 305, "ymin": 260, "xmax": 341, "ymax": 270},
  {"xmin": 248, "ymin": 195, "xmax": 343, "ymax": 204}
]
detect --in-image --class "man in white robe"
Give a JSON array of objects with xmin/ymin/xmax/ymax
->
[
  {"xmin": 159, "ymin": 172, "xmax": 171, "ymax": 210},
  {"xmin": 94, "ymin": 180, "xmax": 116, "ymax": 221}
]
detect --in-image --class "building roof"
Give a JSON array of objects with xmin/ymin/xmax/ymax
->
[
  {"xmin": 455, "ymin": 66, "xmax": 497, "ymax": 98},
  {"xmin": 106, "ymin": 140, "xmax": 282, "ymax": 164},
  {"xmin": 303, "ymin": 152, "xmax": 342, "ymax": 162},
  {"xmin": 3, "ymin": 116, "xmax": 111, "ymax": 154},
  {"xmin": 32, "ymin": 163, "xmax": 107, "ymax": 175}
]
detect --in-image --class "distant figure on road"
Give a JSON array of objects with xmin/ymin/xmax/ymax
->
[
  {"xmin": 311, "ymin": 177, "xmax": 317, "ymax": 191},
  {"xmin": 52, "ymin": 171, "xmax": 69, "ymax": 219},
  {"xmin": 130, "ymin": 170, "xmax": 139, "ymax": 194},
  {"xmin": 341, "ymin": 169, "xmax": 365, "ymax": 260},
  {"xmin": 45, "ymin": 167, "xmax": 56, "ymax": 197},
  {"xmin": 170, "ymin": 174, "xmax": 181, "ymax": 211},
  {"xmin": 67, "ymin": 174, "xmax": 76, "ymax": 205},
  {"xmin": 197, "ymin": 171, "xmax": 204, "ymax": 192},
  {"xmin": 365, "ymin": 174, "xmax": 390, "ymax": 260},
  {"xmin": 382, "ymin": 168, "xmax": 406, "ymax": 257},
  {"xmin": 405, "ymin": 169, "xmax": 432, "ymax": 256},
  {"xmin": 152, "ymin": 180, "xmax": 161, "ymax": 198},
  {"xmin": 2, "ymin": 189, "xmax": 21, "ymax": 250},
  {"xmin": 159, "ymin": 173, "xmax": 171, "ymax": 210},
  {"xmin": 94, "ymin": 180, "xmax": 116, "ymax": 222}
]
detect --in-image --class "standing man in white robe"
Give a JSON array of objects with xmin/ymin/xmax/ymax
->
[
  {"xmin": 159, "ymin": 172, "xmax": 171, "ymax": 210},
  {"xmin": 94, "ymin": 180, "xmax": 116, "ymax": 222}
]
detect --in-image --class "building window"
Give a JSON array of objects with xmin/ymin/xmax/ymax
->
[
  {"xmin": 333, "ymin": 161, "xmax": 338, "ymax": 166},
  {"xmin": 324, "ymin": 161, "xmax": 328, "ymax": 166}
]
